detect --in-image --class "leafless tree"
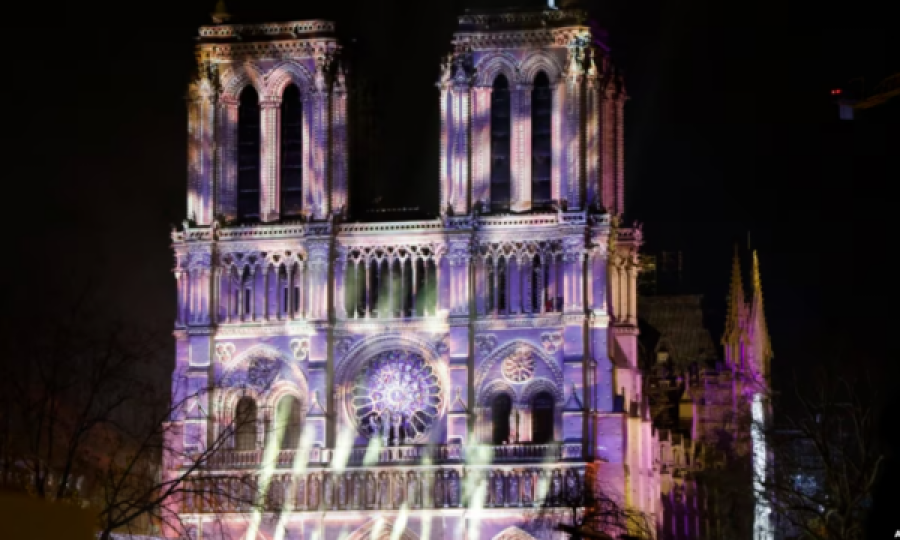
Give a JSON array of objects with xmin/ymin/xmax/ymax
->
[
  {"xmin": 755, "ymin": 366, "xmax": 885, "ymax": 540},
  {"xmin": 528, "ymin": 467, "xmax": 654, "ymax": 540},
  {"xmin": 0, "ymin": 293, "xmax": 260, "ymax": 539}
]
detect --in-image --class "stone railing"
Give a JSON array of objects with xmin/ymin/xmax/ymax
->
[{"xmin": 204, "ymin": 442, "xmax": 582, "ymax": 470}]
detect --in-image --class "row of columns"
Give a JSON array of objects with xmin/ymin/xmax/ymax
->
[{"xmin": 344, "ymin": 257, "xmax": 438, "ymax": 319}]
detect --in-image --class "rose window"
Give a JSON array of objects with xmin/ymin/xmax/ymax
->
[
  {"xmin": 350, "ymin": 350, "xmax": 443, "ymax": 442},
  {"xmin": 501, "ymin": 347, "xmax": 535, "ymax": 383}
]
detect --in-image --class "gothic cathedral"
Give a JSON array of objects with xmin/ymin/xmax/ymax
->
[{"xmin": 166, "ymin": 3, "xmax": 771, "ymax": 539}]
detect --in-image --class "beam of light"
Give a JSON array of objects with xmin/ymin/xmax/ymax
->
[
  {"xmin": 272, "ymin": 428, "xmax": 314, "ymax": 540},
  {"xmin": 752, "ymin": 393, "xmax": 773, "ymax": 540},
  {"xmin": 331, "ymin": 423, "xmax": 357, "ymax": 473},
  {"xmin": 362, "ymin": 434, "xmax": 383, "ymax": 467},
  {"xmin": 462, "ymin": 435, "xmax": 491, "ymax": 540},
  {"xmin": 391, "ymin": 503, "xmax": 410, "ymax": 540}
]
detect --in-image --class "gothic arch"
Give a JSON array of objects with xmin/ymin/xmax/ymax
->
[
  {"xmin": 519, "ymin": 376, "xmax": 564, "ymax": 407},
  {"xmin": 264, "ymin": 60, "xmax": 315, "ymax": 99},
  {"xmin": 492, "ymin": 526, "xmax": 538, "ymax": 540},
  {"xmin": 476, "ymin": 339, "xmax": 563, "ymax": 391},
  {"xmin": 345, "ymin": 518, "xmax": 420, "ymax": 540},
  {"xmin": 219, "ymin": 62, "xmax": 264, "ymax": 101},
  {"xmin": 219, "ymin": 343, "xmax": 309, "ymax": 404},
  {"xmin": 519, "ymin": 51, "xmax": 564, "ymax": 85},
  {"xmin": 475, "ymin": 52, "xmax": 519, "ymax": 87},
  {"xmin": 479, "ymin": 379, "xmax": 517, "ymax": 407}
]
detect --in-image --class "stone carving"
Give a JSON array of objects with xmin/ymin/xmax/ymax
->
[
  {"xmin": 334, "ymin": 336, "xmax": 355, "ymax": 357},
  {"xmin": 350, "ymin": 350, "xmax": 443, "ymax": 443},
  {"xmin": 214, "ymin": 342, "xmax": 236, "ymax": 364},
  {"xmin": 289, "ymin": 338, "xmax": 309, "ymax": 360},
  {"xmin": 366, "ymin": 473, "xmax": 376, "ymax": 507},
  {"xmin": 540, "ymin": 331, "xmax": 563, "ymax": 354},
  {"xmin": 379, "ymin": 473, "xmax": 389, "ymax": 507},
  {"xmin": 323, "ymin": 475, "xmax": 333, "ymax": 507},
  {"xmin": 502, "ymin": 346, "xmax": 536, "ymax": 383},
  {"xmin": 247, "ymin": 356, "xmax": 281, "ymax": 390},
  {"xmin": 309, "ymin": 475, "xmax": 320, "ymax": 509},
  {"xmin": 352, "ymin": 474, "xmax": 362, "ymax": 509},
  {"xmin": 448, "ymin": 473, "xmax": 459, "ymax": 506},
  {"xmin": 434, "ymin": 473, "xmax": 445, "ymax": 507},
  {"xmin": 509, "ymin": 474, "xmax": 519, "ymax": 505},
  {"xmin": 522, "ymin": 474, "xmax": 532, "ymax": 504},
  {"xmin": 475, "ymin": 334, "xmax": 498, "ymax": 356},
  {"xmin": 338, "ymin": 474, "xmax": 347, "ymax": 507},
  {"xmin": 493, "ymin": 473, "xmax": 505, "ymax": 506},
  {"xmin": 407, "ymin": 473, "xmax": 418, "ymax": 506}
]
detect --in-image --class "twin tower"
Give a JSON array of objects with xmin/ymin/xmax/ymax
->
[{"xmin": 185, "ymin": 6, "xmax": 626, "ymax": 226}]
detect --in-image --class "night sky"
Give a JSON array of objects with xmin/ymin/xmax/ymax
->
[{"xmin": 9, "ymin": 0, "xmax": 899, "ymax": 531}]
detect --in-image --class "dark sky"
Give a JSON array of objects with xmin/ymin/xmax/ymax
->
[
  {"xmin": 12, "ymin": 0, "xmax": 896, "ymax": 368},
  {"xmin": 12, "ymin": 0, "xmax": 896, "ymax": 376},
  {"xmin": 8, "ymin": 0, "xmax": 899, "ymax": 533}
]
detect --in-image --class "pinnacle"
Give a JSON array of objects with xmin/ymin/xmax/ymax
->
[{"xmin": 211, "ymin": 0, "xmax": 231, "ymax": 24}]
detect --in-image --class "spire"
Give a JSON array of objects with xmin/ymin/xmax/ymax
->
[
  {"xmin": 722, "ymin": 245, "xmax": 746, "ymax": 347},
  {"xmin": 749, "ymin": 251, "xmax": 773, "ymax": 380},
  {"xmin": 211, "ymin": 0, "xmax": 231, "ymax": 24}
]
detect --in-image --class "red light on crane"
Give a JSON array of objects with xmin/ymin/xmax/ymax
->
[{"xmin": 831, "ymin": 88, "xmax": 842, "ymax": 95}]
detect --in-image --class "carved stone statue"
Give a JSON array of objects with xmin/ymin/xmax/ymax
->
[
  {"xmin": 551, "ymin": 473, "xmax": 561, "ymax": 500},
  {"xmin": 324, "ymin": 475, "xmax": 334, "ymax": 508},
  {"xmin": 522, "ymin": 474, "xmax": 532, "ymax": 504},
  {"xmin": 309, "ymin": 475, "xmax": 320, "ymax": 509},
  {"xmin": 407, "ymin": 474, "xmax": 418, "ymax": 506},
  {"xmin": 566, "ymin": 473, "xmax": 577, "ymax": 499},
  {"xmin": 338, "ymin": 474, "xmax": 347, "ymax": 507},
  {"xmin": 366, "ymin": 474, "xmax": 376, "ymax": 507},
  {"xmin": 379, "ymin": 473, "xmax": 389, "ymax": 508},
  {"xmin": 434, "ymin": 473, "xmax": 445, "ymax": 507},
  {"xmin": 509, "ymin": 474, "xmax": 519, "ymax": 505},
  {"xmin": 393, "ymin": 473, "xmax": 403, "ymax": 507},
  {"xmin": 448, "ymin": 473, "xmax": 459, "ymax": 507},
  {"xmin": 352, "ymin": 474, "xmax": 362, "ymax": 509},
  {"xmin": 493, "ymin": 474, "xmax": 505, "ymax": 506}
]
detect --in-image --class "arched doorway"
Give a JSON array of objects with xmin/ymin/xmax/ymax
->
[
  {"xmin": 531, "ymin": 391, "xmax": 554, "ymax": 443},
  {"xmin": 491, "ymin": 394, "xmax": 512, "ymax": 444}
]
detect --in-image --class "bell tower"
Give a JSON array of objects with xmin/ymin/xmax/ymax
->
[
  {"xmin": 186, "ymin": 15, "xmax": 349, "ymax": 225},
  {"xmin": 438, "ymin": 5, "xmax": 626, "ymax": 215}
]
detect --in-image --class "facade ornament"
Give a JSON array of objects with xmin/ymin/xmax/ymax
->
[
  {"xmin": 214, "ymin": 342, "xmax": 236, "ymax": 364},
  {"xmin": 475, "ymin": 334, "xmax": 498, "ymax": 356},
  {"xmin": 289, "ymin": 338, "xmax": 310, "ymax": 361},
  {"xmin": 540, "ymin": 331, "xmax": 563, "ymax": 353}
]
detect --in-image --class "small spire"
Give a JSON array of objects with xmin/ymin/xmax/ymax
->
[
  {"xmin": 750, "ymin": 250, "xmax": 773, "ymax": 377},
  {"xmin": 211, "ymin": 0, "xmax": 231, "ymax": 24},
  {"xmin": 722, "ymin": 245, "xmax": 746, "ymax": 346}
]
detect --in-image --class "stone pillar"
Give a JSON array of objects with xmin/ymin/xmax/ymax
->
[
  {"xmin": 331, "ymin": 72, "xmax": 349, "ymax": 215},
  {"xmin": 187, "ymin": 79, "xmax": 216, "ymax": 225}
]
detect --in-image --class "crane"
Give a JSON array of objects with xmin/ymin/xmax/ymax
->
[{"xmin": 832, "ymin": 72, "xmax": 900, "ymax": 119}]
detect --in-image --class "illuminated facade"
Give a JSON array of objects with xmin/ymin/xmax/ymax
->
[{"xmin": 165, "ymin": 4, "xmax": 770, "ymax": 539}]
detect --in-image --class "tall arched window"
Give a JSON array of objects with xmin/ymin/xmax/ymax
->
[
  {"xmin": 490, "ymin": 75, "xmax": 511, "ymax": 212},
  {"xmin": 276, "ymin": 395, "xmax": 302, "ymax": 450},
  {"xmin": 280, "ymin": 84, "xmax": 303, "ymax": 218},
  {"xmin": 531, "ymin": 72, "xmax": 552, "ymax": 209},
  {"xmin": 237, "ymin": 87, "xmax": 261, "ymax": 221},
  {"xmin": 497, "ymin": 257, "xmax": 508, "ymax": 313},
  {"xmin": 235, "ymin": 397, "xmax": 258, "ymax": 450},
  {"xmin": 531, "ymin": 254, "xmax": 543, "ymax": 313},
  {"xmin": 531, "ymin": 391, "xmax": 555, "ymax": 443},
  {"xmin": 486, "ymin": 256, "xmax": 496, "ymax": 314},
  {"xmin": 491, "ymin": 394, "xmax": 512, "ymax": 444}
]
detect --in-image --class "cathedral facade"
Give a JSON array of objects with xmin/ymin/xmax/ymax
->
[{"xmin": 165, "ymin": 4, "xmax": 770, "ymax": 539}]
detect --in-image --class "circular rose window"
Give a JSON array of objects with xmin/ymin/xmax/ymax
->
[
  {"xmin": 501, "ymin": 347, "xmax": 536, "ymax": 383},
  {"xmin": 350, "ymin": 350, "xmax": 443, "ymax": 443}
]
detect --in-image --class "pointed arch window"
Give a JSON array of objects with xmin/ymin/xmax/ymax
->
[
  {"xmin": 237, "ymin": 87, "xmax": 261, "ymax": 221},
  {"xmin": 490, "ymin": 75, "xmax": 511, "ymax": 212},
  {"xmin": 280, "ymin": 84, "xmax": 303, "ymax": 218},
  {"xmin": 275, "ymin": 395, "xmax": 302, "ymax": 450},
  {"xmin": 235, "ymin": 397, "xmax": 258, "ymax": 450},
  {"xmin": 531, "ymin": 72, "xmax": 552, "ymax": 209},
  {"xmin": 491, "ymin": 394, "xmax": 512, "ymax": 444},
  {"xmin": 531, "ymin": 391, "xmax": 555, "ymax": 443}
]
